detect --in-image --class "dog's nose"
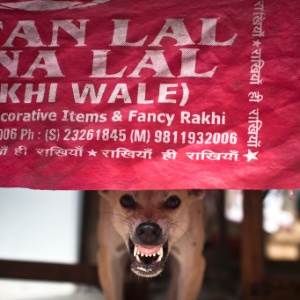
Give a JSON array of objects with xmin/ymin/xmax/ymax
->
[{"xmin": 136, "ymin": 223, "xmax": 162, "ymax": 244}]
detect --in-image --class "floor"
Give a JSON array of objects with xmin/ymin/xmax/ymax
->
[
  {"xmin": 0, "ymin": 244, "xmax": 241, "ymax": 300},
  {"xmin": 0, "ymin": 226, "xmax": 241, "ymax": 300},
  {"xmin": 0, "ymin": 278, "xmax": 239, "ymax": 300}
]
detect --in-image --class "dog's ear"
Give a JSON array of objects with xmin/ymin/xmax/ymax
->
[{"xmin": 188, "ymin": 189, "xmax": 205, "ymax": 199}]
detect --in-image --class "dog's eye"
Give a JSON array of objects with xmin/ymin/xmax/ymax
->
[
  {"xmin": 120, "ymin": 194, "xmax": 136, "ymax": 209},
  {"xmin": 164, "ymin": 196, "xmax": 181, "ymax": 209}
]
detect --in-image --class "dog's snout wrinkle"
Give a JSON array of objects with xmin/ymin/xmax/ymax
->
[{"xmin": 136, "ymin": 222, "xmax": 162, "ymax": 244}]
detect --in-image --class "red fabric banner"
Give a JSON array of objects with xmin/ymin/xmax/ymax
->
[{"xmin": 0, "ymin": 0, "xmax": 299, "ymax": 190}]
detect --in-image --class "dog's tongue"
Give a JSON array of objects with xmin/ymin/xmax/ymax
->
[{"xmin": 136, "ymin": 245, "xmax": 161, "ymax": 255}]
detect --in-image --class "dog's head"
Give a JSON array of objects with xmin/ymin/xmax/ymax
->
[{"xmin": 99, "ymin": 190, "xmax": 204, "ymax": 278}]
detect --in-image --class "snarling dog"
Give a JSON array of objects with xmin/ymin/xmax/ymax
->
[{"xmin": 97, "ymin": 190, "xmax": 206, "ymax": 300}]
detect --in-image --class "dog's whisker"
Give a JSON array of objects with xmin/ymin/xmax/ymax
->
[
  {"xmin": 100, "ymin": 210, "xmax": 132, "ymax": 223},
  {"xmin": 99, "ymin": 210, "xmax": 128, "ymax": 218}
]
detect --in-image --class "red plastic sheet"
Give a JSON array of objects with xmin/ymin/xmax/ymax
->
[{"xmin": 0, "ymin": 0, "xmax": 299, "ymax": 190}]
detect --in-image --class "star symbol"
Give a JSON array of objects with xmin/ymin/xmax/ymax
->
[
  {"xmin": 253, "ymin": 40, "xmax": 261, "ymax": 47},
  {"xmin": 88, "ymin": 149, "xmax": 97, "ymax": 156},
  {"xmin": 243, "ymin": 149, "xmax": 259, "ymax": 162}
]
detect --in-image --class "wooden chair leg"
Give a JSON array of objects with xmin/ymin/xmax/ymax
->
[{"xmin": 241, "ymin": 190, "xmax": 265, "ymax": 300}]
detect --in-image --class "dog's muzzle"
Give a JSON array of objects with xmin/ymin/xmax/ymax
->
[{"xmin": 129, "ymin": 222, "xmax": 168, "ymax": 278}]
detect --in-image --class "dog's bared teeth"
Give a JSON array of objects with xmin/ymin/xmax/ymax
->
[
  {"xmin": 134, "ymin": 245, "xmax": 142, "ymax": 263},
  {"xmin": 159, "ymin": 247, "xmax": 163, "ymax": 256},
  {"xmin": 134, "ymin": 245, "xmax": 164, "ymax": 263},
  {"xmin": 136, "ymin": 255, "xmax": 142, "ymax": 263},
  {"xmin": 156, "ymin": 247, "xmax": 164, "ymax": 262}
]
